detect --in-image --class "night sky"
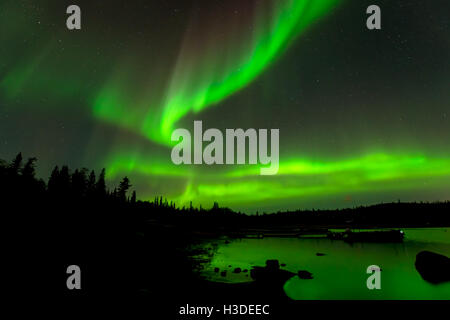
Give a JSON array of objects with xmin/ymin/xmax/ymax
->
[{"xmin": 1, "ymin": 0, "xmax": 449, "ymax": 212}]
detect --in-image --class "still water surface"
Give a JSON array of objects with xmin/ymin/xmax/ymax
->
[{"xmin": 198, "ymin": 228, "xmax": 450, "ymax": 299}]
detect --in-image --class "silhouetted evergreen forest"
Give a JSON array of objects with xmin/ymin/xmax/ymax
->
[{"xmin": 1, "ymin": 152, "xmax": 449, "ymax": 228}]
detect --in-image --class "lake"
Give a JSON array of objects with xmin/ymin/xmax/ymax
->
[{"xmin": 197, "ymin": 228, "xmax": 450, "ymax": 299}]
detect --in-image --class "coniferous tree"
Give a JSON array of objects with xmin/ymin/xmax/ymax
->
[
  {"xmin": 130, "ymin": 190, "xmax": 137, "ymax": 204},
  {"xmin": 96, "ymin": 168, "xmax": 106, "ymax": 198},
  {"xmin": 9, "ymin": 152, "xmax": 23, "ymax": 175},
  {"xmin": 47, "ymin": 166, "xmax": 60, "ymax": 195},
  {"xmin": 71, "ymin": 168, "xmax": 87, "ymax": 198},
  {"xmin": 59, "ymin": 165, "xmax": 71, "ymax": 196},
  {"xmin": 22, "ymin": 157, "xmax": 37, "ymax": 179},
  {"xmin": 118, "ymin": 176, "xmax": 131, "ymax": 202},
  {"xmin": 86, "ymin": 170, "xmax": 96, "ymax": 198}
]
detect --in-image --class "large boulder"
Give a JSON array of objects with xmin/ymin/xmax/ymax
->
[
  {"xmin": 297, "ymin": 270, "xmax": 314, "ymax": 279},
  {"xmin": 250, "ymin": 259, "xmax": 295, "ymax": 283},
  {"xmin": 415, "ymin": 251, "xmax": 450, "ymax": 284},
  {"xmin": 266, "ymin": 259, "xmax": 280, "ymax": 270},
  {"xmin": 316, "ymin": 253, "xmax": 326, "ymax": 256}
]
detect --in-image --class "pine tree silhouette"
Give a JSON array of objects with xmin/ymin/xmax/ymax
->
[
  {"xmin": 118, "ymin": 176, "xmax": 131, "ymax": 202},
  {"xmin": 96, "ymin": 168, "xmax": 107, "ymax": 199}
]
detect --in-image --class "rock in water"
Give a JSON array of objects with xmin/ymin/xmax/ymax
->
[
  {"xmin": 266, "ymin": 259, "xmax": 280, "ymax": 270},
  {"xmin": 415, "ymin": 251, "xmax": 450, "ymax": 284},
  {"xmin": 298, "ymin": 270, "xmax": 314, "ymax": 279},
  {"xmin": 250, "ymin": 260, "xmax": 295, "ymax": 283}
]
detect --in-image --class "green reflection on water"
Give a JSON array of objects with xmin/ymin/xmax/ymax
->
[{"xmin": 201, "ymin": 228, "xmax": 450, "ymax": 300}]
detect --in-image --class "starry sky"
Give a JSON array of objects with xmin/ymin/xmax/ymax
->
[{"xmin": 1, "ymin": 0, "xmax": 449, "ymax": 213}]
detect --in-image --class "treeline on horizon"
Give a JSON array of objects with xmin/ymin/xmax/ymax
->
[
  {"xmin": 0, "ymin": 152, "xmax": 231, "ymax": 214},
  {"xmin": 0, "ymin": 152, "xmax": 134, "ymax": 205},
  {"xmin": 1, "ymin": 152, "xmax": 449, "ymax": 226}
]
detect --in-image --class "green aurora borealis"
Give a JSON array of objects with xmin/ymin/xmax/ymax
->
[
  {"xmin": 1, "ymin": 0, "xmax": 450, "ymax": 212},
  {"xmin": 93, "ymin": 0, "xmax": 341, "ymax": 144}
]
